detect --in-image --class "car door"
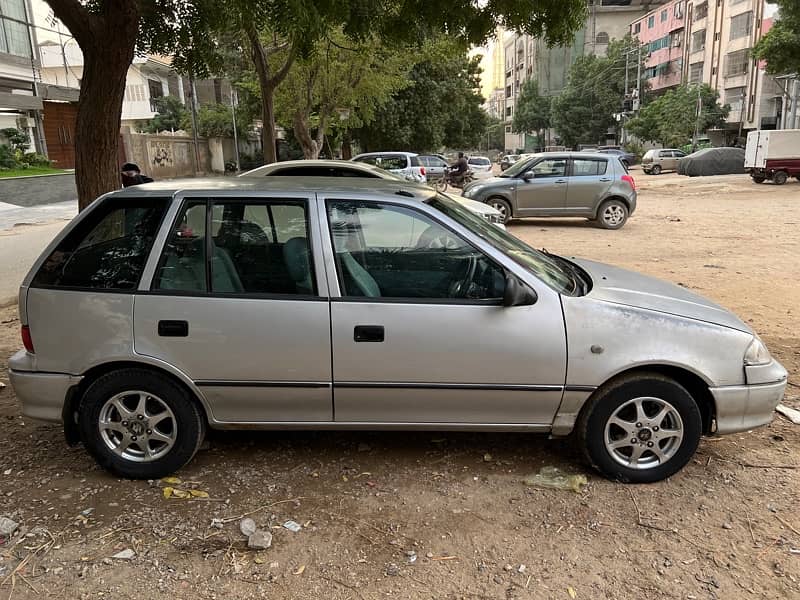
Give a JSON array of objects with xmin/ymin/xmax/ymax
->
[
  {"xmin": 514, "ymin": 156, "xmax": 569, "ymax": 215},
  {"xmin": 671, "ymin": 150, "xmax": 686, "ymax": 170},
  {"xmin": 134, "ymin": 193, "xmax": 332, "ymax": 424},
  {"xmin": 658, "ymin": 150, "xmax": 675, "ymax": 171},
  {"xmin": 321, "ymin": 196, "xmax": 567, "ymax": 425},
  {"xmin": 564, "ymin": 157, "xmax": 612, "ymax": 216}
]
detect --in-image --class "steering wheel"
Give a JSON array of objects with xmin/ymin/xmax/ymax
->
[
  {"xmin": 415, "ymin": 225, "xmax": 463, "ymax": 250},
  {"xmin": 447, "ymin": 254, "xmax": 479, "ymax": 298}
]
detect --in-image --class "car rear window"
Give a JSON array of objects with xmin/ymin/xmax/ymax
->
[
  {"xmin": 469, "ymin": 157, "xmax": 491, "ymax": 166},
  {"xmin": 409, "ymin": 155, "xmax": 421, "ymax": 167},
  {"xmin": 32, "ymin": 197, "xmax": 169, "ymax": 290}
]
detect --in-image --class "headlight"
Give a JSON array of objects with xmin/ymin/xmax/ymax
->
[
  {"xmin": 463, "ymin": 186, "xmax": 481, "ymax": 198},
  {"xmin": 744, "ymin": 336, "xmax": 772, "ymax": 366}
]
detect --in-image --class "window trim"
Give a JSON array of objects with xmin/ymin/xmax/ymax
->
[
  {"xmin": 147, "ymin": 195, "xmax": 324, "ymax": 299},
  {"xmin": 323, "ymin": 198, "xmax": 507, "ymax": 306}
]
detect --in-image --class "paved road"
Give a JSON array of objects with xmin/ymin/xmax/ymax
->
[{"xmin": 0, "ymin": 221, "xmax": 67, "ymax": 306}]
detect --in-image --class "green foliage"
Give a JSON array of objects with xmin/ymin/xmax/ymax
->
[
  {"xmin": 486, "ymin": 117, "xmax": 505, "ymax": 150},
  {"xmin": 355, "ymin": 39, "xmax": 488, "ymax": 152},
  {"xmin": 626, "ymin": 84, "xmax": 729, "ymax": 147},
  {"xmin": 0, "ymin": 144, "xmax": 16, "ymax": 169},
  {"xmin": 753, "ymin": 0, "xmax": 800, "ymax": 75},
  {"xmin": 550, "ymin": 36, "xmax": 645, "ymax": 148},
  {"xmin": 0, "ymin": 129, "xmax": 50, "ymax": 169},
  {"xmin": 144, "ymin": 96, "xmax": 189, "ymax": 133},
  {"xmin": 21, "ymin": 152, "xmax": 52, "ymax": 167},
  {"xmin": 0, "ymin": 128, "xmax": 30, "ymax": 153},
  {"xmin": 622, "ymin": 139, "xmax": 644, "ymax": 160},
  {"xmin": 188, "ymin": 103, "xmax": 246, "ymax": 138},
  {"xmin": 512, "ymin": 79, "xmax": 550, "ymax": 135}
]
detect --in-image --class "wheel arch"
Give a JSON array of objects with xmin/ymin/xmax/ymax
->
[
  {"xmin": 594, "ymin": 195, "xmax": 632, "ymax": 219},
  {"xmin": 63, "ymin": 360, "xmax": 211, "ymax": 445},
  {"xmin": 485, "ymin": 194, "xmax": 513, "ymax": 217},
  {"xmin": 579, "ymin": 364, "xmax": 716, "ymax": 435}
]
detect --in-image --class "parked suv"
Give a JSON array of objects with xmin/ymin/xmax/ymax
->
[
  {"xmin": 641, "ymin": 149, "xmax": 686, "ymax": 175},
  {"xmin": 352, "ymin": 152, "xmax": 426, "ymax": 183},
  {"xmin": 462, "ymin": 152, "xmax": 637, "ymax": 229},
  {"xmin": 9, "ymin": 178, "xmax": 786, "ymax": 482}
]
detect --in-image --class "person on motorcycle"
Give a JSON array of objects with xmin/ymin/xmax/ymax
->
[{"xmin": 448, "ymin": 152, "xmax": 469, "ymax": 185}]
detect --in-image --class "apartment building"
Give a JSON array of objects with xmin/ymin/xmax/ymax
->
[
  {"xmin": 503, "ymin": 1, "xmax": 668, "ymax": 152},
  {"xmin": 632, "ymin": 0, "xmax": 785, "ymax": 138}
]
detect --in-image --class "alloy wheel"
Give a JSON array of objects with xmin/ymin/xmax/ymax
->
[
  {"xmin": 602, "ymin": 203, "xmax": 626, "ymax": 227},
  {"xmin": 98, "ymin": 391, "xmax": 177, "ymax": 462}
]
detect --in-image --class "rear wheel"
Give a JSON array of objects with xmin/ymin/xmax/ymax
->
[
  {"xmin": 595, "ymin": 199, "xmax": 629, "ymax": 230},
  {"xmin": 78, "ymin": 369, "xmax": 205, "ymax": 479},
  {"xmin": 487, "ymin": 197, "xmax": 512, "ymax": 224},
  {"xmin": 773, "ymin": 170, "xmax": 788, "ymax": 185},
  {"xmin": 650, "ymin": 164, "xmax": 662, "ymax": 175},
  {"xmin": 577, "ymin": 373, "xmax": 702, "ymax": 483},
  {"xmin": 434, "ymin": 178, "xmax": 448, "ymax": 192}
]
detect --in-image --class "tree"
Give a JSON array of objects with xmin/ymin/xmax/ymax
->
[
  {"xmin": 274, "ymin": 31, "xmax": 410, "ymax": 159},
  {"xmin": 550, "ymin": 36, "xmax": 646, "ymax": 147},
  {"xmin": 512, "ymin": 79, "xmax": 550, "ymax": 142},
  {"xmin": 355, "ymin": 40, "xmax": 488, "ymax": 152},
  {"xmin": 626, "ymin": 84, "xmax": 729, "ymax": 147},
  {"xmin": 753, "ymin": 0, "xmax": 800, "ymax": 74},
  {"xmin": 143, "ymin": 96, "xmax": 189, "ymax": 133},
  {"xmin": 48, "ymin": 0, "xmax": 587, "ymax": 209}
]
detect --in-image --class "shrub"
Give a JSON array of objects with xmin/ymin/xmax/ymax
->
[
  {"xmin": 21, "ymin": 152, "xmax": 51, "ymax": 167},
  {"xmin": 0, "ymin": 144, "xmax": 17, "ymax": 169}
]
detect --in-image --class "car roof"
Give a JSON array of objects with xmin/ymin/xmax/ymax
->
[
  {"xmin": 352, "ymin": 151, "xmax": 419, "ymax": 158},
  {"xmin": 519, "ymin": 152, "xmax": 612, "ymax": 159},
  {"xmin": 239, "ymin": 159, "xmax": 392, "ymax": 178},
  {"xmin": 112, "ymin": 176, "xmax": 437, "ymax": 200}
]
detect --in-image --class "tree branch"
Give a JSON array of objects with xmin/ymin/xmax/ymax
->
[
  {"xmin": 272, "ymin": 43, "xmax": 297, "ymax": 87},
  {"xmin": 43, "ymin": 0, "xmax": 94, "ymax": 46}
]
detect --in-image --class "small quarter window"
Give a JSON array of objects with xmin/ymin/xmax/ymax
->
[{"xmin": 32, "ymin": 197, "xmax": 168, "ymax": 290}]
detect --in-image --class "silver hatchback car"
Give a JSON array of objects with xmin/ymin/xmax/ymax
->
[
  {"xmin": 9, "ymin": 178, "xmax": 786, "ymax": 482},
  {"xmin": 462, "ymin": 152, "xmax": 637, "ymax": 228}
]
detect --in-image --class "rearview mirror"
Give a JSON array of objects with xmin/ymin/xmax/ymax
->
[
  {"xmin": 521, "ymin": 171, "xmax": 535, "ymax": 181},
  {"xmin": 503, "ymin": 273, "xmax": 538, "ymax": 307}
]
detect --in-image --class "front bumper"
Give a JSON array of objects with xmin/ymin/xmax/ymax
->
[
  {"xmin": 9, "ymin": 351, "xmax": 81, "ymax": 423},
  {"xmin": 711, "ymin": 360, "xmax": 788, "ymax": 434}
]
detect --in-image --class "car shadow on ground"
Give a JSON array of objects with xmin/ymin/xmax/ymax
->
[{"xmin": 508, "ymin": 218, "xmax": 596, "ymax": 229}]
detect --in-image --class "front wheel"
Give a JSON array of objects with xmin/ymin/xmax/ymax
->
[
  {"xmin": 595, "ymin": 199, "xmax": 629, "ymax": 230},
  {"xmin": 577, "ymin": 373, "xmax": 702, "ymax": 483},
  {"xmin": 435, "ymin": 178, "xmax": 448, "ymax": 192},
  {"xmin": 486, "ymin": 197, "xmax": 512, "ymax": 224},
  {"xmin": 78, "ymin": 369, "xmax": 205, "ymax": 479},
  {"xmin": 650, "ymin": 164, "xmax": 662, "ymax": 175},
  {"xmin": 773, "ymin": 170, "xmax": 788, "ymax": 185}
]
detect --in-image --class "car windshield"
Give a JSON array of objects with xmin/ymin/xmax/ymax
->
[
  {"xmin": 499, "ymin": 157, "xmax": 535, "ymax": 177},
  {"xmin": 427, "ymin": 194, "xmax": 577, "ymax": 294}
]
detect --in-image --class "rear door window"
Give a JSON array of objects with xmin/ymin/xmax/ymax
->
[
  {"xmin": 32, "ymin": 197, "xmax": 168, "ymax": 290},
  {"xmin": 571, "ymin": 158, "xmax": 608, "ymax": 176}
]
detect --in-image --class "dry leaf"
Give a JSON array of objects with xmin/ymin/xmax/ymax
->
[
  {"xmin": 189, "ymin": 489, "xmax": 209, "ymax": 498},
  {"xmin": 293, "ymin": 565, "xmax": 306, "ymax": 576},
  {"xmin": 171, "ymin": 488, "xmax": 190, "ymax": 499},
  {"xmin": 161, "ymin": 476, "xmax": 182, "ymax": 485},
  {"xmin": 568, "ymin": 587, "xmax": 577, "ymax": 599},
  {"xmin": 163, "ymin": 487, "xmax": 174, "ymax": 499}
]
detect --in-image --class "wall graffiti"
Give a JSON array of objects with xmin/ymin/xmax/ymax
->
[{"xmin": 149, "ymin": 142, "xmax": 174, "ymax": 168}]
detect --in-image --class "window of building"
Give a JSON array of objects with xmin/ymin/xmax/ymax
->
[
  {"xmin": 694, "ymin": 1, "xmax": 708, "ymax": 20},
  {"xmin": 506, "ymin": 106, "xmax": 512, "ymax": 117},
  {"xmin": 505, "ymin": 125, "xmax": 512, "ymax": 133},
  {"xmin": 689, "ymin": 62, "xmax": 704, "ymax": 83},
  {"xmin": 32, "ymin": 198, "xmax": 169, "ymax": 291},
  {"xmin": 661, "ymin": 9, "xmax": 668, "ymax": 21},
  {"xmin": 633, "ymin": 22, "xmax": 641, "ymax": 34},
  {"xmin": 729, "ymin": 11, "xmax": 753, "ymax": 40},
  {"xmin": 596, "ymin": 31, "xmax": 609, "ymax": 44},
  {"xmin": 674, "ymin": 2, "xmax": 684, "ymax": 18},
  {"xmin": 724, "ymin": 48, "xmax": 750, "ymax": 77},
  {"xmin": 0, "ymin": 0, "xmax": 32, "ymax": 58},
  {"xmin": 648, "ymin": 15, "xmax": 655, "ymax": 28},
  {"xmin": 725, "ymin": 86, "xmax": 746, "ymax": 113},
  {"xmin": 691, "ymin": 29, "xmax": 706, "ymax": 52}
]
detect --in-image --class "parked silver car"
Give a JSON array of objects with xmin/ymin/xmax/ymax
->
[
  {"xmin": 9, "ymin": 178, "xmax": 786, "ymax": 482},
  {"xmin": 352, "ymin": 152, "xmax": 426, "ymax": 183},
  {"xmin": 463, "ymin": 152, "xmax": 637, "ymax": 228},
  {"xmin": 641, "ymin": 148, "xmax": 687, "ymax": 175}
]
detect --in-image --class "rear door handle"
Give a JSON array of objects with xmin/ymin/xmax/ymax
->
[
  {"xmin": 158, "ymin": 320, "xmax": 189, "ymax": 337},
  {"xmin": 554, "ymin": 179, "xmax": 567, "ymax": 184},
  {"xmin": 354, "ymin": 325, "xmax": 384, "ymax": 342},
  {"xmin": 599, "ymin": 177, "xmax": 612, "ymax": 182}
]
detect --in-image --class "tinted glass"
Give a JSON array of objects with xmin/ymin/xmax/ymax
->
[
  {"xmin": 572, "ymin": 158, "xmax": 608, "ymax": 176},
  {"xmin": 531, "ymin": 158, "xmax": 567, "ymax": 178},
  {"xmin": 32, "ymin": 198, "xmax": 167, "ymax": 290},
  {"xmin": 355, "ymin": 155, "xmax": 408, "ymax": 170},
  {"xmin": 155, "ymin": 199, "xmax": 314, "ymax": 295},
  {"xmin": 270, "ymin": 166, "xmax": 378, "ymax": 178},
  {"xmin": 326, "ymin": 201, "xmax": 504, "ymax": 302},
  {"xmin": 469, "ymin": 157, "xmax": 491, "ymax": 165}
]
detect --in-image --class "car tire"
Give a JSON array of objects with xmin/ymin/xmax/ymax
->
[
  {"xmin": 487, "ymin": 197, "xmax": 512, "ymax": 224},
  {"xmin": 773, "ymin": 171, "xmax": 788, "ymax": 185},
  {"xmin": 595, "ymin": 199, "xmax": 629, "ymax": 230},
  {"xmin": 650, "ymin": 164, "xmax": 662, "ymax": 175},
  {"xmin": 577, "ymin": 373, "xmax": 702, "ymax": 483},
  {"xmin": 751, "ymin": 176, "xmax": 766, "ymax": 184},
  {"xmin": 78, "ymin": 369, "xmax": 205, "ymax": 479}
]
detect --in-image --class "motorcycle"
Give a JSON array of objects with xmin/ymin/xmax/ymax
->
[{"xmin": 434, "ymin": 168, "xmax": 474, "ymax": 192}]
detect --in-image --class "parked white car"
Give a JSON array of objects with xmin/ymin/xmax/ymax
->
[
  {"xmin": 467, "ymin": 156, "xmax": 493, "ymax": 180},
  {"xmin": 352, "ymin": 152, "xmax": 427, "ymax": 183}
]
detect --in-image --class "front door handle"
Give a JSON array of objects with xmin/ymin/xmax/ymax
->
[
  {"xmin": 354, "ymin": 325, "xmax": 384, "ymax": 342},
  {"xmin": 158, "ymin": 320, "xmax": 189, "ymax": 337},
  {"xmin": 554, "ymin": 179, "xmax": 567, "ymax": 184},
  {"xmin": 599, "ymin": 177, "xmax": 612, "ymax": 182}
]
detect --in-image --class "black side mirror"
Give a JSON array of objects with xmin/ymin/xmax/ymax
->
[
  {"xmin": 503, "ymin": 273, "xmax": 538, "ymax": 307},
  {"xmin": 521, "ymin": 170, "xmax": 535, "ymax": 181}
]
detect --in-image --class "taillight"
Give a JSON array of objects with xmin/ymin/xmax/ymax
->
[
  {"xmin": 621, "ymin": 174, "xmax": 636, "ymax": 190},
  {"xmin": 420, "ymin": 166, "xmax": 426, "ymax": 176},
  {"xmin": 21, "ymin": 325, "xmax": 34, "ymax": 353}
]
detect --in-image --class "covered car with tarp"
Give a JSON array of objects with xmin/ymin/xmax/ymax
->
[{"xmin": 677, "ymin": 147, "xmax": 746, "ymax": 177}]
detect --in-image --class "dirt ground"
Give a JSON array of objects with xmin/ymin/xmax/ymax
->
[{"xmin": 0, "ymin": 171, "xmax": 798, "ymax": 600}]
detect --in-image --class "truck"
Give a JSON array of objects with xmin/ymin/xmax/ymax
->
[{"xmin": 744, "ymin": 129, "xmax": 800, "ymax": 185}]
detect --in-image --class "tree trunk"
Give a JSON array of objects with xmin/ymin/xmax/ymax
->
[
  {"xmin": 260, "ymin": 83, "xmax": 278, "ymax": 163},
  {"xmin": 45, "ymin": 0, "xmax": 140, "ymax": 210},
  {"xmin": 341, "ymin": 131, "xmax": 352, "ymax": 159},
  {"xmin": 293, "ymin": 110, "xmax": 318, "ymax": 159}
]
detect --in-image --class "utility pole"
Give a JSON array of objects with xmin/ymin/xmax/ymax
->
[
  {"xmin": 635, "ymin": 44, "xmax": 642, "ymax": 111},
  {"xmin": 693, "ymin": 85, "xmax": 701, "ymax": 148},
  {"xmin": 230, "ymin": 88, "xmax": 240, "ymax": 172},
  {"xmin": 188, "ymin": 75, "xmax": 201, "ymax": 174},
  {"xmin": 790, "ymin": 78, "xmax": 799, "ymax": 130},
  {"xmin": 624, "ymin": 51, "xmax": 630, "ymax": 96},
  {"xmin": 737, "ymin": 89, "xmax": 745, "ymax": 142}
]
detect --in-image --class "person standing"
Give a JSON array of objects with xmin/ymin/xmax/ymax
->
[{"xmin": 120, "ymin": 163, "xmax": 154, "ymax": 187}]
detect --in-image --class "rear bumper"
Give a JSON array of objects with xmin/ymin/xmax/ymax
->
[
  {"xmin": 8, "ymin": 351, "xmax": 81, "ymax": 423},
  {"xmin": 711, "ymin": 362, "xmax": 787, "ymax": 434}
]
